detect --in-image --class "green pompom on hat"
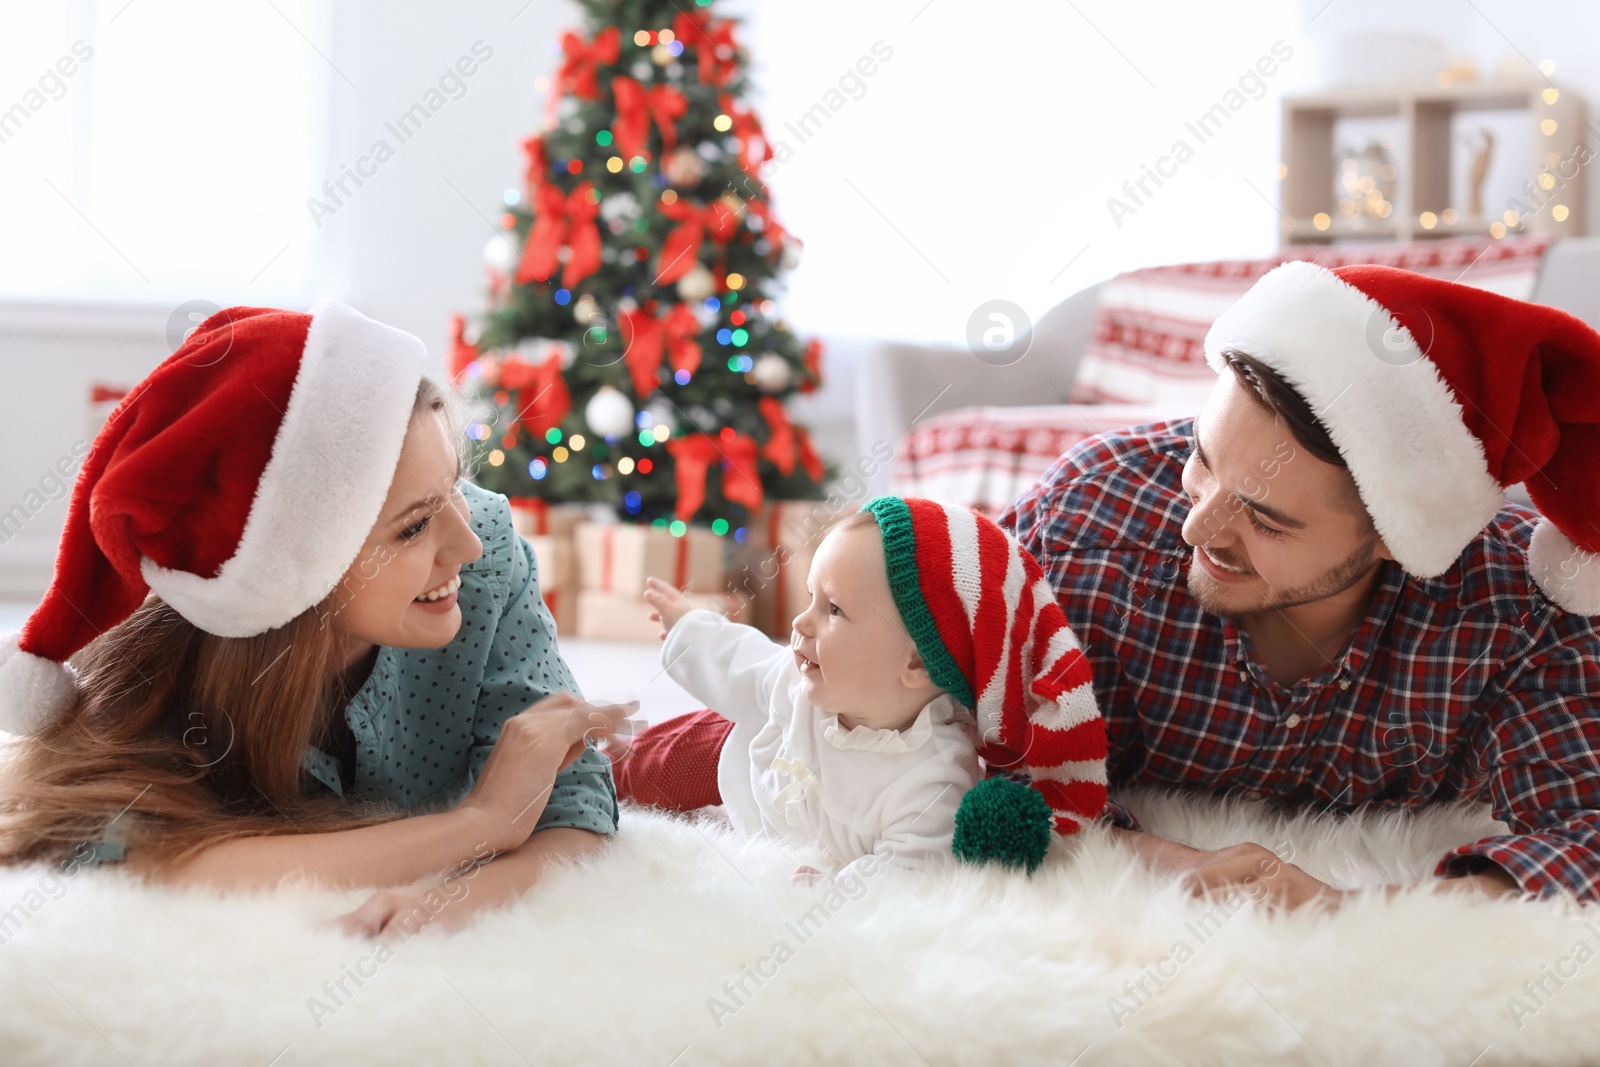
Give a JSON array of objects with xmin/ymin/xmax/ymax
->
[{"xmin": 952, "ymin": 775, "xmax": 1054, "ymax": 874}]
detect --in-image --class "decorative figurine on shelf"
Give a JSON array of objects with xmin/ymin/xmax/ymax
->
[{"xmin": 1467, "ymin": 128, "xmax": 1495, "ymax": 219}]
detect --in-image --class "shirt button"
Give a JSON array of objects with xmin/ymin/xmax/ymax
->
[
  {"xmin": 1338, "ymin": 679, "xmax": 1351, "ymax": 690},
  {"xmin": 1283, "ymin": 713, "xmax": 1302, "ymax": 728}
]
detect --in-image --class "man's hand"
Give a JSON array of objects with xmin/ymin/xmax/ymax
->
[
  {"xmin": 643, "ymin": 576, "xmax": 695, "ymax": 639},
  {"xmin": 1179, "ymin": 843, "xmax": 1524, "ymax": 911},
  {"xmin": 1436, "ymin": 866, "xmax": 1522, "ymax": 900},
  {"xmin": 1178, "ymin": 841, "xmax": 1344, "ymax": 912}
]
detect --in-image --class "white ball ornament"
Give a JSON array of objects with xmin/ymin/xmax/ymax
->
[
  {"xmin": 585, "ymin": 385, "xmax": 636, "ymax": 438},
  {"xmin": 484, "ymin": 234, "xmax": 519, "ymax": 274},
  {"xmin": 664, "ymin": 147, "xmax": 705, "ymax": 187},
  {"xmin": 676, "ymin": 264, "xmax": 715, "ymax": 302},
  {"xmin": 599, "ymin": 190, "xmax": 639, "ymax": 224},
  {"xmin": 751, "ymin": 354, "xmax": 792, "ymax": 392}
]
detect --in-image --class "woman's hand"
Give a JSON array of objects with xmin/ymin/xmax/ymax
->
[
  {"xmin": 333, "ymin": 882, "xmax": 476, "ymax": 939},
  {"xmin": 456, "ymin": 691, "xmax": 642, "ymax": 853},
  {"xmin": 642, "ymin": 576, "xmax": 694, "ymax": 639}
]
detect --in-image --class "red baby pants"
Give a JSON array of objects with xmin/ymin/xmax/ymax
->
[{"xmin": 606, "ymin": 709, "xmax": 735, "ymax": 811}]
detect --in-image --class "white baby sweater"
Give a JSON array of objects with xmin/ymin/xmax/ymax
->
[{"xmin": 661, "ymin": 609, "xmax": 981, "ymax": 880}]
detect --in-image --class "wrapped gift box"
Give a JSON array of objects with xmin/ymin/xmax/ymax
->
[
  {"xmin": 574, "ymin": 521, "xmax": 725, "ymax": 596},
  {"xmin": 732, "ymin": 499, "xmax": 852, "ymax": 639},
  {"xmin": 575, "ymin": 588, "xmax": 748, "ymax": 642},
  {"xmin": 526, "ymin": 533, "xmax": 578, "ymax": 633},
  {"xmin": 507, "ymin": 497, "xmax": 588, "ymax": 540}
]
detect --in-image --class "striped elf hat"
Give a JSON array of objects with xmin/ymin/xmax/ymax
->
[{"xmin": 860, "ymin": 497, "xmax": 1109, "ymax": 860}]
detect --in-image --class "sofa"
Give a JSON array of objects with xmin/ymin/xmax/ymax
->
[{"xmin": 855, "ymin": 234, "xmax": 1600, "ymax": 512}]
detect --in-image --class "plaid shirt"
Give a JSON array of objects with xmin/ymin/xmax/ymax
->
[{"xmin": 999, "ymin": 418, "xmax": 1600, "ymax": 901}]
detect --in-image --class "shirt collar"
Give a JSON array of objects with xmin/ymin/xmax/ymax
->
[
  {"xmin": 820, "ymin": 692, "xmax": 965, "ymax": 753},
  {"xmin": 1221, "ymin": 559, "xmax": 1406, "ymax": 687},
  {"xmin": 300, "ymin": 645, "xmax": 398, "ymax": 795}
]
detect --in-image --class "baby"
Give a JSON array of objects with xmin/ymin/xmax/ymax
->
[{"xmin": 618, "ymin": 495, "xmax": 1110, "ymax": 882}]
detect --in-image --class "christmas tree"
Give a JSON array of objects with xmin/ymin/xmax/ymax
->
[{"xmin": 451, "ymin": 0, "xmax": 830, "ymax": 542}]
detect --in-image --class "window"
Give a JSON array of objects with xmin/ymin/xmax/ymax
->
[{"xmin": 0, "ymin": 0, "xmax": 317, "ymax": 304}]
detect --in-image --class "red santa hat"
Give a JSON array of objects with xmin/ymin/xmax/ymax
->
[
  {"xmin": 1204, "ymin": 261, "xmax": 1600, "ymax": 616},
  {"xmin": 860, "ymin": 496, "xmax": 1110, "ymax": 839},
  {"xmin": 0, "ymin": 300, "xmax": 426, "ymax": 736}
]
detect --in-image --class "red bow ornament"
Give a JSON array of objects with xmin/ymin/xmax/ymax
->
[
  {"xmin": 557, "ymin": 26, "xmax": 620, "ymax": 100},
  {"xmin": 654, "ymin": 198, "xmax": 741, "ymax": 285},
  {"xmin": 448, "ymin": 314, "xmax": 479, "ymax": 384},
  {"xmin": 516, "ymin": 181, "xmax": 601, "ymax": 290},
  {"xmin": 667, "ymin": 432, "xmax": 764, "ymax": 521},
  {"xmin": 672, "ymin": 11, "xmax": 739, "ymax": 88},
  {"xmin": 757, "ymin": 397, "xmax": 825, "ymax": 481},
  {"xmin": 498, "ymin": 350, "xmax": 571, "ymax": 440},
  {"xmin": 611, "ymin": 77, "xmax": 688, "ymax": 161},
  {"xmin": 718, "ymin": 93, "xmax": 773, "ymax": 176},
  {"xmin": 521, "ymin": 135, "xmax": 550, "ymax": 196},
  {"xmin": 664, "ymin": 303, "xmax": 703, "ymax": 377},
  {"xmin": 618, "ymin": 303, "xmax": 704, "ymax": 396},
  {"xmin": 798, "ymin": 338, "xmax": 825, "ymax": 395}
]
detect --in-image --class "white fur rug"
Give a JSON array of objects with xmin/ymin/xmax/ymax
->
[{"xmin": 1, "ymin": 787, "xmax": 1597, "ymax": 1066}]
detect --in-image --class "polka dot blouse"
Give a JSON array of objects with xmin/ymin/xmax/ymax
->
[
  {"xmin": 72, "ymin": 479, "xmax": 618, "ymax": 869},
  {"xmin": 298, "ymin": 478, "xmax": 619, "ymax": 833}
]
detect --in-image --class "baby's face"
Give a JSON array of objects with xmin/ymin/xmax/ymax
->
[{"xmin": 789, "ymin": 523, "xmax": 934, "ymax": 731}]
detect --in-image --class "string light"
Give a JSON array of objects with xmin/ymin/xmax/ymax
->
[{"xmin": 553, "ymin": 445, "xmax": 570, "ymax": 461}]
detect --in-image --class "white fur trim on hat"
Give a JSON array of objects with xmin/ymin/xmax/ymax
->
[
  {"xmin": 1528, "ymin": 519, "xmax": 1600, "ymax": 616},
  {"xmin": 0, "ymin": 632, "xmax": 78, "ymax": 735},
  {"xmin": 1204, "ymin": 260, "xmax": 1505, "ymax": 578},
  {"xmin": 140, "ymin": 300, "xmax": 427, "ymax": 637}
]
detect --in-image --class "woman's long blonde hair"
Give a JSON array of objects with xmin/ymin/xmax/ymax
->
[{"xmin": 0, "ymin": 376, "xmax": 468, "ymax": 872}]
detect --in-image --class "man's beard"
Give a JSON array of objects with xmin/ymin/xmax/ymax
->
[{"xmin": 1186, "ymin": 536, "xmax": 1383, "ymax": 618}]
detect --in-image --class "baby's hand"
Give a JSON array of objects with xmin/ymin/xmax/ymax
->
[
  {"xmin": 642, "ymin": 576, "xmax": 694, "ymax": 639},
  {"xmin": 792, "ymin": 864, "xmax": 830, "ymax": 886}
]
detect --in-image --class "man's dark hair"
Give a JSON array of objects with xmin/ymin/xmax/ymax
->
[{"xmin": 1218, "ymin": 349, "xmax": 1345, "ymax": 468}]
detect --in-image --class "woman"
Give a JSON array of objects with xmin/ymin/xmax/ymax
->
[{"xmin": 0, "ymin": 300, "xmax": 633, "ymax": 930}]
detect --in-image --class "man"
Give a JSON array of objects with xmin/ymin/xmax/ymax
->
[{"xmin": 1000, "ymin": 260, "xmax": 1600, "ymax": 908}]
